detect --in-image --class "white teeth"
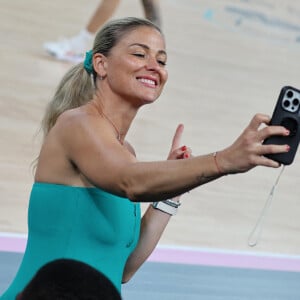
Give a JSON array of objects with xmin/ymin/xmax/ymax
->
[{"xmin": 138, "ymin": 78, "xmax": 156, "ymax": 86}]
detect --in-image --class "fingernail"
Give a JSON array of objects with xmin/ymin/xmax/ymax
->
[
  {"xmin": 181, "ymin": 145, "xmax": 187, "ymax": 151},
  {"xmin": 184, "ymin": 153, "xmax": 189, "ymax": 158},
  {"xmin": 285, "ymin": 130, "xmax": 290, "ymax": 136},
  {"xmin": 286, "ymin": 145, "xmax": 290, "ymax": 152}
]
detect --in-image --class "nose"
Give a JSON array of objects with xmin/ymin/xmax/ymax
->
[{"xmin": 145, "ymin": 56, "xmax": 161, "ymax": 71}]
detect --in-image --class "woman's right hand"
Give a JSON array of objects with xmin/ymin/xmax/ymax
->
[{"xmin": 216, "ymin": 113, "xmax": 290, "ymax": 174}]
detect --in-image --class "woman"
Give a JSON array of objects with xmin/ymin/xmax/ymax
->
[{"xmin": 1, "ymin": 17, "xmax": 289, "ymax": 299}]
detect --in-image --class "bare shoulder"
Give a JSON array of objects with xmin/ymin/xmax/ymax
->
[
  {"xmin": 54, "ymin": 107, "xmax": 126, "ymax": 157},
  {"xmin": 55, "ymin": 107, "xmax": 103, "ymax": 140},
  {"xmin": 56, "ymin": 107, "xmax": 95, "ymax": 128}
]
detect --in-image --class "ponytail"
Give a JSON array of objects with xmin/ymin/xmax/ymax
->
[{"xmin": 41, "ymin": 63, "xmax": 94, "ymax": 137}]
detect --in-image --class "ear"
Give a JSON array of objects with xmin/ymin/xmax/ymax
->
[{"xmin": 93, "ymin": 53, "xmax": 108, "ymax": 78}]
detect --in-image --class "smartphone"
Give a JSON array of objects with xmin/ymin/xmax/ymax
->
[{"xmin": 263, "ymin": 86, "xmax": 300, "ymax": 165}]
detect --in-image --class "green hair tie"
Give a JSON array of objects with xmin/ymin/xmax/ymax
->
[{"xmin": 84, "ymin": 50, "xmax": 94, "ymax": 74}]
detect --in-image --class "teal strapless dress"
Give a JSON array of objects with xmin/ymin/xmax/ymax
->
[{"xmin": 1, "ymin": 182, "xmax": 141, "ymax": 299}]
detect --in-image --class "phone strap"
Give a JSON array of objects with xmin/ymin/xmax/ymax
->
[{"xmin": 248, "ymin": 165, "xmax": 285, "ymax": 247}]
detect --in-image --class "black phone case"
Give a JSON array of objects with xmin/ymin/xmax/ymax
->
[{"xmin": 263, "ymin": 86, "xmax": 300, "ymax": 165}]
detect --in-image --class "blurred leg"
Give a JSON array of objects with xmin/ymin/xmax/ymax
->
[
  {"xmin": 43, "ymin": 0, "xmax": 120, "ymax": 62},
  {"xmin": 86, "ymin": 0, "xmax": 121, "ymax": 34},
  {"xmin": 141, "ymin": 0, "xmax": 161, "ymax": 27}
]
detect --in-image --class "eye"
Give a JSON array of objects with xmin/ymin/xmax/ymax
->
[
  {"xmin": 157, "ymin": 60, "xmax": 167, "ymax": 66},
  {"xmin": 133, "ymin": 53, "xmax": 145, "ymax": 58}
]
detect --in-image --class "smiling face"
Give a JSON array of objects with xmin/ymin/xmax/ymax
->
[{"xmin": 101, "ymin": 26, "xmax": 168, "ymax": 106}]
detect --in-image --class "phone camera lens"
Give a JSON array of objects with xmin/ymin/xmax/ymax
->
[
  {"xmin": 283, "ymin": 100, "xmax": 290, "ymax": 107},
  {"xmin": 293, "ymin": 98, "xmax": 299, "ymax": 106},
  {"xmin": 287, "ymin": 90, "xmax": 294, "ymax": 98}
]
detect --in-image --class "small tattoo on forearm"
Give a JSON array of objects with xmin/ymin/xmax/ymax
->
[{"xmin": 196, "ymin": 174, "xmax": 218, "ymax": 183}]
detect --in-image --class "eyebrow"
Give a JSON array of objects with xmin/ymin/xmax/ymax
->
[{"xmin": 129, "ymin": 43, "xmax": 167, "ymax": 56}]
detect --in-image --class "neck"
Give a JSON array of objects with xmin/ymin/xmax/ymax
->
[
  {"xmin": 89, "ymin": 97, "xmax": 137, "ymax": 144},
  {"xmin": 101, "ymin": 110, "xmax": 123, "ymax": 143}
]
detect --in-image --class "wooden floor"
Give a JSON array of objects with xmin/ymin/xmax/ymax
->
[{"xmin": 1, "ymin": 0, "xmax": 300, "ymax": 257}]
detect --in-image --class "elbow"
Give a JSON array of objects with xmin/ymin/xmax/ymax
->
[
  {"xmin": 118, "ymin": 163, "xmax": 156, "ymax": 202},
  {"xmin": 120, "ymin": 178, "xmax": 150, "ymax": 203},
  {"xmin": 126, "ymin": 190, "xmax": 144, "ymax": 203},
  {"xmin": 124, "ymin": 188, "xmax": 152, "ymax": 203}
]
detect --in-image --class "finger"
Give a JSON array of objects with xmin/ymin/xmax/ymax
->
[
  {"xmin": 182, "ymin": 148, "xmax": 192, "ymax": 159},
  {"xmin": 170, "ymin": 123, "xmax": 184, "ymax": 152},
  {"xmin": 258, "ymin": 143, "xmax": 289, "ymax": 156},
  {"xmin": 168, "ymin": 146, "xmax": 192, "ymax": 160},
  {"xmin": 248, "ymin": 113, "xmax": 271, "ymax": 131},
  {"xmin": 258, "ymin": 125, "xmax": 289, "ymax": 141},
  {"xmin": 169, "ymin": 146, "xmax": 189, "ymax": 160},
  {"xmin": 256, "ymin": 155, "xmax": 281, "ymax": 168}
]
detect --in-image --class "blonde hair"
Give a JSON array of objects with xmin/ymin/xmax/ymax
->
[
  {"xmin": 41, "ymin": 63, "xmax": 93, "ymax": 136},
  {"xmin": 92, "ymin": 17, "xmax": 162, "ymax": 58}
]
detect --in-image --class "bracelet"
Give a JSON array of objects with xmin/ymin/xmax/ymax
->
[
  {"xmin": 152, "ymin": 199, "xmax": 181, "ymax": 216},
  {"xmin": 213, "ymin": 152, "xmax": 222, "ymax": 174}
]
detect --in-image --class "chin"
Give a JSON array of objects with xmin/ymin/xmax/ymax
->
[
  {"xmin": 131, "ymin": 92, "xmax": 161, "ymax": 107},
  {"xmin": 141, "ymin": 97, "xmax": 158, "ymax": 105},
  {"xmin": 142, "ymin": 92, "xmax": 161, "ymax": 104}
]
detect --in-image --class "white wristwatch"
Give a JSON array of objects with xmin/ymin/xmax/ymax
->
[{"xmin": 152, "ymin": 199, "xmax": 181, "ymax": 216}]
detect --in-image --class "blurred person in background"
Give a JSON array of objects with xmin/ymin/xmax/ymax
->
[{"xmin": 43, "ymin": 0, "xmax": 161, "ymax": 63}]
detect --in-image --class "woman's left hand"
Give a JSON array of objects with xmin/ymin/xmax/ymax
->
[
  {"xmin": 167, "ymin": 124, "xmax": 192, "ymax": 202},
  {"xmin": 167, "ymin": 124, "xmax": 192, "ymax": 160}
]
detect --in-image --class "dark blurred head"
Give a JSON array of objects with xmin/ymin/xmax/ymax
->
[{"xmin": 17, "ymin": 259, "xmax": 121, "ymax": 300}]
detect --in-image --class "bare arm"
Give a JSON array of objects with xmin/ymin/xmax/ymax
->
[
  {"xmin": 63, "ymin": 113, "xmax": 289, "ymax": 202},
  {"xmin": 122, "ymin": 204, "xmax": 172, "ymax": 282}
]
